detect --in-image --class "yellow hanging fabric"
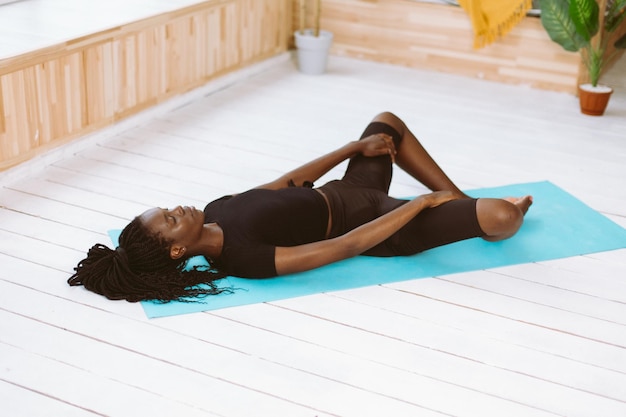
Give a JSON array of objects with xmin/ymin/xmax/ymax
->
[{"xmin": 457, "ymin": 0, "xmax": 533, "ymax": 48}]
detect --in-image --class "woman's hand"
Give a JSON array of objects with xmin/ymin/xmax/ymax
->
[
  {"xmin": 257, "ymin": 134, "xmax": 398, "ymax": 191},
  {"xmin": 416, "ymin": 190, "xmax": 460, "ymax": 209},
  {"xmin": 358, "ymin": 134, "xmax": 397, "ymax": 162}
]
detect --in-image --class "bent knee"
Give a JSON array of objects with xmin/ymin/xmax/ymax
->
[
  {"xmin": 476, "ymin": 199, "xmax": 523, "ymax": 241},
  {"xmin": 372, "ymin": 112, "xmax": 405, "ymax": 134}
]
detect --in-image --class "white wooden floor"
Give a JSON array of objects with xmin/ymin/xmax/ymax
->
[{"xmin": 2, "ymin": 51, "xmax": 626, "ymax": 417}]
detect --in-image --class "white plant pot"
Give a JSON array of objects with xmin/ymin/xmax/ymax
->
[{"xmin": 294, "ymin": 29, "xmax": 333, "ymax": 75}]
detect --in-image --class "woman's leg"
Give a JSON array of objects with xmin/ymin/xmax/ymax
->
[
  {"xmin": 372, "ymin": 111, "xmax": 534, "ymax": 241},
  {"xmin": 371, "ymin": 112, "xmax": 468, "ymax": 197},
  {"xmin": 369, "ymin": 112, "xmax": 535, "ymax": 245},
  {"xmin": 477, "ymin": 196, "xmax": 532, "ymax": 241},
  {"xmin": 341, "ymin": 120, "xmax": 400, "ymax": 193},
  {"xmin": 364, "ymin": 194, "xmax": 534, "ymax": 257}
]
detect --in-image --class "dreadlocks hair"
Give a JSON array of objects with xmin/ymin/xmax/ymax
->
[{"xmin": 68, "ymin": 217, "xmax": 230, "ymax": 303}]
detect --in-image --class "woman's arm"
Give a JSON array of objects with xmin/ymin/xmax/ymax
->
[
  {"xmin": 274, "ymin": 191, "xmax": 457, "ymax": 275},
  {"xmin": 256, "ymin": 134, "xmax": 396, "ymax": 190}
]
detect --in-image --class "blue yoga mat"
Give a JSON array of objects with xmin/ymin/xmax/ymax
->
[{"xmin": 108, "ymin": 181, "xmax": 626, "ymax": 318}]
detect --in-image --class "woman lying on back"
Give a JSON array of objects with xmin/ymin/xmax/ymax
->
[{"xmin": 68, "ymin": 112, "xmax": 532, "ymax": 302}]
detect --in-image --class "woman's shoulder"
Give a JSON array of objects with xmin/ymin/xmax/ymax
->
[{"xmin": 203, "ymin": 194, "xmax": 234, "ymax": 217}]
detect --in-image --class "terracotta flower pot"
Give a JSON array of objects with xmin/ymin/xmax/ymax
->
[{"xmin": 578, "ymin": 84, "xmax": 613, "ymax": 116}]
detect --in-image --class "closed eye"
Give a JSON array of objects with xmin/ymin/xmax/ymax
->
[{"xmin": 162, "ymin": 209, "xmax": 176, "ymax": 225}]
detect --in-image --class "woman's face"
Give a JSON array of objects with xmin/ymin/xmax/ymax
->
[{"xmin": 139, "ymin": 205, "xmax": 205, "ymax": 258}]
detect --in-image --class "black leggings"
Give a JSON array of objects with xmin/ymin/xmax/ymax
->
[{"xmin": 318, "ymin": 122, "xmax": 485, "ymax": 256}]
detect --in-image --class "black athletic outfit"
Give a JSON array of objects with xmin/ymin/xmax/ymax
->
[{"xmin": 204, "ymin": 122, "xmax": 485, "ymax": 278}]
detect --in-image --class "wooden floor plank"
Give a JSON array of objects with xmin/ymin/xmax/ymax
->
[
  {"xmin": 0, "ymin": 207, "xmax": 104, "ymax": 252},
  {"xmin": 213, "ymin": 302, "xmax": 623, "ymax": 417},
  {"xmin": 441, "ymin": 267, "xmax": 626, "ymax": 324},
  {"xmin": 0, "ymin": 188, "xmax": 127, "ymax": 233},
  {"xmin": 0, "ymin": 280, "xmax": 442, "ymax": 417},
  {"xmin": 9, "ymin": 177, "xmax": 148, "ymax": 220},
  {"xmin": 0, "ymin": 230, "xmax": 84, "ymax": 271},
  {"xmin": 273, "ymin": 293, "xmax": 626, "ymax": 413},
  {"xmin": 0, "ymin": 379, "xmax": 97, "ymax": 417},
  {"xmin": 157, "ymin": 312, "xmax": 558, "ymax": 417},
  {"xmin": 388, "ymin": 276, "xmax": 626, "ymax": 348},
  {"xmin": 0, "ymin": 309, "xmax": 336, "ymax": 417},
  {"xmin": 373, "ymin": 279, "xmax": 626, "ymax": 375},
  {"xmin": 53, "ymin": 155, "xmax": 225, "ymax": 203},
  {"xmin": 494, "ymin": 260, "xmax": 626, "ymax": 303},
  {"xmin": 0, "ymin": 343, "xmax": 218, "ymax": 417}
]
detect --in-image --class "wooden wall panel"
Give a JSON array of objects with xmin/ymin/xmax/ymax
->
[
  {"xmin": 0, "ymin": 0, "xmax": 290, "ymax": 170},
  {"xmin": 292, "ymin": 0, "xmax": 582, "ymax": 93},
  {"xmin": 0, "ymin": 55, "xmax": 86, "ymax": 164}
]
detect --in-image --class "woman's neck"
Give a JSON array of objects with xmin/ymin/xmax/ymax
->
[{"xmin": 200, "ymin": 223, "xmax": 224, "ymax": 259}]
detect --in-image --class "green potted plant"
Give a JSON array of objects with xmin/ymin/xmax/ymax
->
[
  {"xmin": 294, "ymin": 0, "xmax": 333, "ymax": 75},
  {"xmin": 540, "ymin": 0, "xmax": 626, "ymax": 115}
]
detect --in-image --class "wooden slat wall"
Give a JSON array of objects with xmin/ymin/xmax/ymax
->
[
  {"xmin": 0, "ymin": 0, "xmax": 290, "ymax": 171},
  {"xmin": 292, "ymin": 0, "xmax": 581, "ymax": 93}
]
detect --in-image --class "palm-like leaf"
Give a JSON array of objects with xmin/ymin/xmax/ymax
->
[
  {"xmin": 569, "ymin": 0, "xmax": 599, "ymax": 42},
  {"xmin": 540, "ymin": 0, "xmax": 588, "ymax": 51}
]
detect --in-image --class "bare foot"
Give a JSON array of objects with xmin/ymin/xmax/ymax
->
[{"xmin": 504, "ymin": 195, "xmax": 533, "ymax": 215}]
